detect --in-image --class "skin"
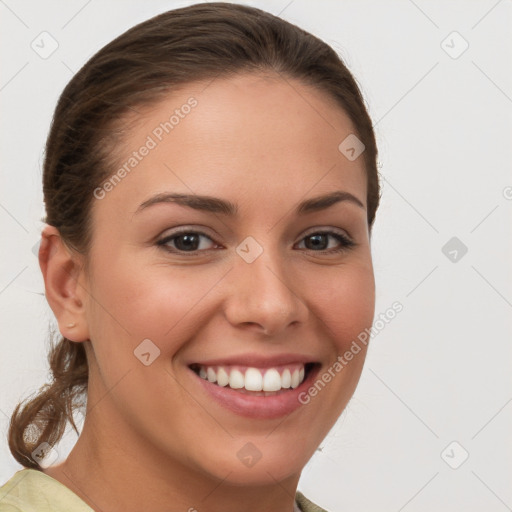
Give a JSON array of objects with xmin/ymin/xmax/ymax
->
[{"xmin": 40, "ymin": 72, "xmax": 375, "ymax": 512}]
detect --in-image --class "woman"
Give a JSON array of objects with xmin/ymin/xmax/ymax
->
[{"xmin": 1, "ymin": 2, "xmax": 380, "ymax": 511}]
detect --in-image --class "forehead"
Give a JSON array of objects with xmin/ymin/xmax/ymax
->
[{"xmin": 95, "ymin": 72, "xmax": 367, "ymax": 219}]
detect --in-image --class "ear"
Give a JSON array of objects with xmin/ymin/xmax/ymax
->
[{"xmin": 39, "ymin": 224, "xmax": 90, "ymax": 342}]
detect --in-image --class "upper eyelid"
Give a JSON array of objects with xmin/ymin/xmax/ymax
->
[
  {"xmin": 300, "ymin": 226, "xmax": 351, "ymax": 238},
  {"xmin": 158, "ymin": 225, "xmax": 351, "ymax": 238}
]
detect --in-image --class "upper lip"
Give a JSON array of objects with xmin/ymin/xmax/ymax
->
[{"xmin": 188, "ymin": 352, "xmax": 319, "ymax": 368}]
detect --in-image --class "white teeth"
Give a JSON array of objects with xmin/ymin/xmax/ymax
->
[
  {"xmin": 195, "ymin": 364, "xmax": 308, "ymax": 393},
  {"xmin": 281, "ymin": 369, "xmax": 291, "ymax": 388},
  {"xmin": 229, "ymin": 369, "xmax": 244, "ymax": 389},
  {"xmin": 207, "ymin": 367, "xmax": 216, "ymax": 383},
  {"xmin": 217, "ymin": 367, "xmax": 229, "ymax": 387},
  {"xmin": 245, "ymin": 368, "xmax": 263, "ymax": 391},
  {"xmin": 290, "ymin": 369, "xmax": 300, "ymax": 389},
  {"xmin": 262, "ymin": 369, "xmax": 281, "ymax": 392}
]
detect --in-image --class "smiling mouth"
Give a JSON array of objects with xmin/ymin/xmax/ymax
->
[{"xmin": 189, "ymin": 362, "xmax": 318, "ymax": 396}]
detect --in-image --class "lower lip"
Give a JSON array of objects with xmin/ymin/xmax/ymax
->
[{"xmin": 191, "ymin": 366, "xmax": 320, "ymax": 419}]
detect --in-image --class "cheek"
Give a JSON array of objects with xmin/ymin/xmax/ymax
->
[
  {"xmin": 84, "ymin": 257, "xmax": 228, "ymax": 354},
  {"xmin": 84, "ymin": 241, "xmax": 375, "ymax": 362},
  {"xmin": 301, "ymin": 261, "xmax": 376, "ymax": 349}
]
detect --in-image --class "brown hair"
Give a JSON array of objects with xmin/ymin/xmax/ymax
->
[{"xmin": 8, "ymin": 1, "xmax": 380, "ymax": 469}]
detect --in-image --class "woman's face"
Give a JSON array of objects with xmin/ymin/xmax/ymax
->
[{"xmin": 78, "ymin": 73, "xmax": 375, "ymax": 484}]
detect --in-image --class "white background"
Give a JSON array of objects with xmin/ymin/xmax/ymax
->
[{"xmin": 1, "ymin": 1, "xmax": 511, "ymax": 510}]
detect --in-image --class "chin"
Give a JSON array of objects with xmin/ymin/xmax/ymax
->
[{"xmin": 196, "ymin": 440, "xmax": 314, "ymax": 486}]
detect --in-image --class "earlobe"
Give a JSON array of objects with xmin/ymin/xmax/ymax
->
[{"xmin": 39, "ymin": 225, "xmax": 90, "ymax": 342}]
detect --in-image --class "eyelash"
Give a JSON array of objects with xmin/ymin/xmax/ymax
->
[{"xmin": 156, "ymin": 228, "xmax": 356, "ymax": 256}]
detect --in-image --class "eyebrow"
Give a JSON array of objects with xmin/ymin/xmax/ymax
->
[{"xmin": 136, "ymin": 190, "xmax": 365, "ymax": 216}]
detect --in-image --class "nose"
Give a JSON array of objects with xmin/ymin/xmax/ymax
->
[{"xmin": 223, "ymin": 246, "xmax": 309, "ymax": 337}]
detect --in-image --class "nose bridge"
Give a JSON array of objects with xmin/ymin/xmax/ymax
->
[{"xmin": 225, "ymin": 236, "xmax": 307, "ymax": 335}]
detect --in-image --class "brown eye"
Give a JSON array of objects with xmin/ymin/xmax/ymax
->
[
  {"xmin": 157, "ymin": 230, "xmax": 218, "ymax": 253},
  {"xmin": 297, "ymin": 231, "xmax": 355, "ymax": 253}
]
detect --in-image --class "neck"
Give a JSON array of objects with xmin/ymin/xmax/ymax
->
[{"xmin": 43, "ymin": 401, "xmax": 300, "ymax": 512}]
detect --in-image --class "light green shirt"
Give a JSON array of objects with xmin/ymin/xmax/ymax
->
[{"xmin": 0, "ymin": 469, "xmax": 328, "ymax": 512}]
